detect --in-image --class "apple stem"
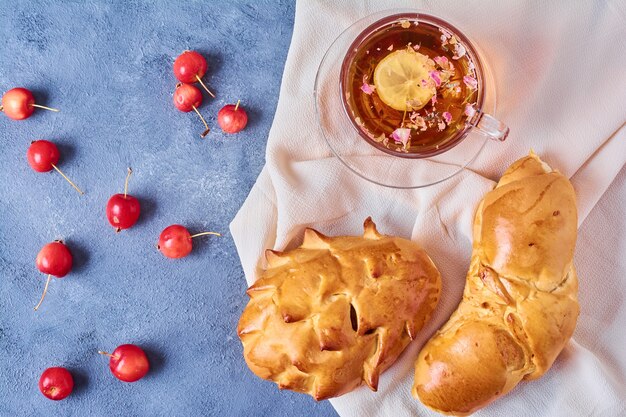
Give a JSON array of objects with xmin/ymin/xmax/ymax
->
[
  {"xmin": 195, "ymin": 75, "xmax": 215, "ymax": 98},
  {"xmin": 32, "ymin": 104, "xmax": 60, "ymax": 112},
  {"xmin": 0, "ymin": 105, "xmax": 3, "ymax": 112},
  {"xmin": 124, "ymin": 167, "xmax": 132, "ymax": 198},
  {"xmin": 190, "ymin": 231, "xmax": 221, "ymax": 239},
  {"xmin": 97, "ymin": 351, "xmax": 119, "ymax": 359},
  {"xmin": 34, "ymin": 274, "xmax": 52, "ymax": 311},
  {"xmin": 235, "ymin": 100, "xmax": 240, "ymax": 111},
  {"xmin": 51, "ymin": 164, "xmax": 84, "ymax": 195},
  {"xmin": 192, "ymin": 105, "xmax": 210, "ymax": 138}
]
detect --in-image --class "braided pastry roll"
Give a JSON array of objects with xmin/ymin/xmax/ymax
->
[
  {"xmin": 238, "ymin": 218, "xmax": 441, "ymax": 400},
  {"xmin": 413, "ymin": 153, "xmax": 579, "ymax": 415}
]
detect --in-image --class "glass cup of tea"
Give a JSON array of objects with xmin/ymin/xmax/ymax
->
[{"xmin": 339, "ymin": 12, "xmax": 509, "ymax": 158}]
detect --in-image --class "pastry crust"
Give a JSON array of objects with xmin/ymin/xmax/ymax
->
[
  {"xmin": 413, "ymin": 152, "xmax": 579, "ymax": 415},
  {"xmin": 238, "ymin": 218, "xmax": 441, "ymax": 400}
]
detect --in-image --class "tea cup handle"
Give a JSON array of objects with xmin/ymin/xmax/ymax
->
[{"xmin": 474, "ymin": 112, "xmax": 509, "ymax": 142}]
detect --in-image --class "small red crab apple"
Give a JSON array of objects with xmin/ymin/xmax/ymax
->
[
  {"xmin": 34, "ymin": 241, "xmax": 73, "ymax": 311},
  {"xmin": 173, "ymin": 50, "xmax": 215, "ymax": 97},
  {"xmin": 106, "ymin": 168, "xmax": 141, "ymax": 232},
  {"xmin": 173, "ymin": 83, "xmax": 211, "ymax": 138},
  {"xmin": 98, "ymin": 344, "xmax": 149, "ymax": 382},
  {"xmin": 27, "ymin": 140, "xmax": 84, "ymax": 194},
  {"xmin": 1, "ymin": 87, "xmax": 59, "ymax": 120},
  {"xmin": 217, "ymin": 100, "xmax": 248, "ymax": 134},
  {"xmin": 157, "ymin": 224, "xmax": 220, "ymax": 259},
  {"xmin": 39, "ymin": 367, "xmax": 74, "ymax": 400}
]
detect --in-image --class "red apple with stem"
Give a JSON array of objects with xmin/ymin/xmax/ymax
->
[
  {"xmin": 34, "ymin": 241, "xmax": 73, "ymax": 311},
  {"xmin": 98, "ymin": 344, "xmax": 149, "ymax": 382},
  {"xmin": 39, "ymin": 367, "xmax": 74, "ymax": 400},
  {"xmin": 217, "ymin": 100, "xmax": 248, "ymax": 134},
  {"xmin": 173, "ymin": 50, "xmax": 215, "ymax": 97},
  {"xmin": 157, "ymin": 224, "xmax": 220, "ymax": 259},
  {"xmin": 173, "ymin": 83, "xmax": 211, "ymax": 138},
  {"xmin": 106, "ymin": 168, "xmax": 141, "ymax": 232},
  {"xmin": 27, "ymin": 140, "xmax": 84, "ymax": 194},
  {"xmin": 1, "ymin": 87, "xmax": 59, "ymax": 120}
]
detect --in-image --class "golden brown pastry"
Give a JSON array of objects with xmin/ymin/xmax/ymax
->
[
  {"xmin": 413, "ymin": 152, "xmax": 579, "ymax": 416},
  {"xmin": 238, "ymin": 218, "xmax": 441, "ymax": 400}
]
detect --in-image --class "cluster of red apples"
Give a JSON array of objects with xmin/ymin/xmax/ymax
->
[
  {"xmin": 172, "ymin": 50, "xmax": 248, "ymax": 136},
  {"xmin": 40, "ymin": 344, "xmax": 150, "ymax": 400},
  {"xmin": 0, "ymin": 50, "xmax": 246, "ymax": 402}
]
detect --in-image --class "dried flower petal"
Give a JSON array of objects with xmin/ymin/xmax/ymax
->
[
  {"xmin": 463, "ymin": 75, "xmax": 478, "ymax": 90},
  {"xmin": 452, "ymin": 43, "xmax": 467, "ymax": 60},
  {"xmin": 431, "ymin": 95, "xmax": 437, "ymax": 106},
  {"xmin": 413, "ymin": 43, "xmax": 421, "ymax": 51},
  {"xmin": 442, "ymin": 111, "xmax": 452, "ymax": 124},
  {"xmin": 429, "ymin": 71, "xmax": 442, "ymax": 87},
  {"xmin": 400, "ymin": 20, "xmax": 410, "ymax": 29},
  {"xmin": 361, "ymin": 83, "xmax": 375, "ymax": 95},
  {"xmin": 464, "ymin": 104, "xmax": 476, "ymax": 117},
  {"xmin": 391, "ymin": 128, "xmax": 411, "ymax": 146},
  {"xmin": 387, "ymin": 44, "xmax": 394, "ymax": 51},
  {"xmin": 438, "ymin": 120, "xmax": 446, "ymax": 131},
  {"xmin": 433, "ymin": 56, "xmax": 450, "ymax": 69},
  {"xmin": 410, "ymin": 113, "xmax": 427, "ymax": 131},
  {"xmin": 440, "ymin": 70, "xmax": 453, "ymax": 83}
]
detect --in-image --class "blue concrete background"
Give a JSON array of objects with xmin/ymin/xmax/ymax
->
[{"xmin": 0, "ymin": 1, "xmax": 338, "ymax": 416}]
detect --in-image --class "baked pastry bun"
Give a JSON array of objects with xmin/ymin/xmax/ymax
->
[
  {"xmin": 238, "ymin": 218, "xmax": 441, "ymax": 400},
  {"xmin": 413, "ymin": 153, "xmax": 579, "ymax": 415}
]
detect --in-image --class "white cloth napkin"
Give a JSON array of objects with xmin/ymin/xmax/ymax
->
[{"xmin": 230, "ymin": 1, "xmax": 626, "ymax": 416}]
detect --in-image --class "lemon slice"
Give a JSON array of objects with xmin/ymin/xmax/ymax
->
[{"xmin": 373, "ymin": 49, "xmax": 436, "ymax": 111}]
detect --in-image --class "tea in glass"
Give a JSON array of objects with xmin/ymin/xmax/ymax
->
[{"xmin": 341, "ymin": 14, "xmax": 483, "ymax": 157}]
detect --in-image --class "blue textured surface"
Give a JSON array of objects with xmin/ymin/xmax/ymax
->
[{"xmin": 0, "ymin": 1, "xmax": 338, "ymax": 416}]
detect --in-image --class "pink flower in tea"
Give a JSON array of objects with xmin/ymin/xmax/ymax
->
[
  {"xmin": 433, "ymin": 56, "xmax": 447, "ymax": 67},
  {"xmin": 452, "ymin": 43, "xmax": 467, "ymax": 59},
  {"xmin": 442, "ymin": 111, "xmax": 452, "ymax": 124},
  {"xmin": 409, "ymin": 113, "xmax": 427, "ymax": 131},
  {"xmin": 429, "ymin": 71, "xmax": 442, "ymax": 87},
  {"xmin": 413, "ymin": 43, "xmax": 421, "ymax": 51},
  {"xmin": 387, "ymin": 44, "xmax": 394, "ymax": 51},
  {"xmin": 433, "ymin": 56, "xmax": 453, "ymax": 71},
  {"xmin": 464, "ymin": 104, "xmax": 476, "ymax": 117},
  {"xmin": 463, "ymin": 75, "xmax": 478, "ymax": 90},
  {"xmin": 431, "ymin": 95, "xmax": 438, "ymax": 106},
  {"xmin": 361, "ymin": 75, "xmax": 375, "ymax": 94},
  {"xmin": 361, "ymin": 82, "xmax": 375, "ymax": 95},
  {"xmin": 391, "ymin": 128, "xmax": 411, "ymax": 146},
  {"xmin": 438, "ymin": 120, "xmax": 446, "ymax": 131}
]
